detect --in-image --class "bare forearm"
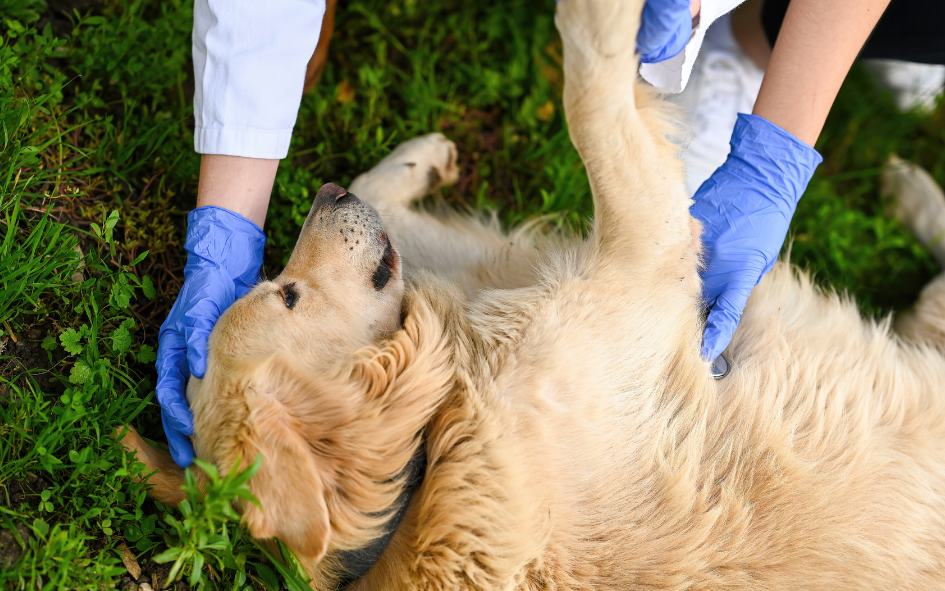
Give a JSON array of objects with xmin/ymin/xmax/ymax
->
[
  {"xmin": 196, "ymin": 155, "xmax": 279, "ymax": 227},
  {"xmin": 753, "ymin": 0, "xmax": 890, "ymax": 146}
]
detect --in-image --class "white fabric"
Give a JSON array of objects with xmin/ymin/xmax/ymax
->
[
  {"xmin": 864, "ymin": 59, "xmax": 945, "ymax": 113},
  {"xmin": 640, "ymin": 0, "xmax": 746, "ymax": 93},
  {"xmin": 192, "ymin": 0, "xmax": 326, "ymax": 158},
  {"xmin": 666, "ymin": 13, "xmax": 765, "ymax": 196}
]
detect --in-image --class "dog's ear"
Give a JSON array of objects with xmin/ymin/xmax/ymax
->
[
  {"xmin": 237, "ymin": 363, "xmax": 332, "ymax": 560},
  {"xmin": 232, "ymin": 298, "xmax": 453, "ymax": 557}
]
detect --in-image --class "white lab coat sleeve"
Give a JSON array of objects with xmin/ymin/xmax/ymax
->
[
  {"xmin": 640, "ymin": 0, "xmax": 746, "ymax": 93},
  {"xmin": 192, "ymin": 0, "xmax": 326, "ymax": 158}
]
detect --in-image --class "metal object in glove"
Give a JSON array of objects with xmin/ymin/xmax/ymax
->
[{"xmin": 710, "ymin": 353, "xmax": 730, "ymax": 379}]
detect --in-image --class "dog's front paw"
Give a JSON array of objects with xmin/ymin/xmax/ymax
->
[
  {"xmin": 350, "ymin": 133, "xmax": 459, "ymax": 207},
  {"xmin": 396, "ymin": 133, "xmax": 460, "ymax": 194}
]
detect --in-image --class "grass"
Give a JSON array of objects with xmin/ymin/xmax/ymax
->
[{"xmin": 0, "ymin": 0, "xmax": 943, "ymax": 588}]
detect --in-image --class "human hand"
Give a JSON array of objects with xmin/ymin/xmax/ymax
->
[
  {"xmin": 691, "ymin": 113, "xmax": 822, "ymax": 362},
  {"xmin": 637, "ymin": 0, "xmax": 693, "ymax": 63},
  {"xmin": 156, "ymin": 207, "xmax": 266, "ymax": 467}
]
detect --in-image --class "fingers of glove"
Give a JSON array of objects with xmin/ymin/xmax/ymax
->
[
  {"xmin": 638, "ymin": 0, "xmax": 692, "ymax": 63},
  {"xmin": 156, "ymin": 325, "xmax": 192, "ymax": 428},
  {"xmin": 155, "ymin": 339, "xmax": 194, "ymax": 438},
  {"xmin": 157, "ymin": 270, "xmax": 233, "ymax": 430},
  {"xmin": 162, "ymin": 407, "xmax": 196, "ymax": 468},
  {"xmin": 183, "ymin": 291, "xmax": 234, "ymax": 378},
  {"xmin": 702, "ymin": 287, "xmax": 751, "ymax": 361},
  {"xmin": 699, "ymin": 246, "xmax": 772, "ymax": 301},
  {"xmin": 166, "ymin": 272, "xmax": 236, "ymax": 379}
]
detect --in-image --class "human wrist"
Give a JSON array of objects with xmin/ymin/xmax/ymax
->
[
  {"xmin": 185, "ymin": 206, "xmax": 266, "ymax": 286},
  {"xmin": 725, "ymin": 113, "xmax": 823, "ymax": 208},
  {"xmin": 196, "ymin": 154, "xmax": 279, "ymax": 227}
]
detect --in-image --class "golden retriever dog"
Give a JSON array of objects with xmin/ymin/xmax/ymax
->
[{"xmin": 123, "ymin": 0, "xmax": 945, "ymax": 588}]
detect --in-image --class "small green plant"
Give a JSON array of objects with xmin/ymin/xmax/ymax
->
[
  {"xmin": 154, "ymin": 455, "xmax": 312, "ymax": 591},
  {"xmin": 8, "ymin": 519, "xmax": 126, "ymax": 590},
  {"xmin": 0, "ymin": 203, "xmax": 156, "ymax": 585},
  {"xmin": 156, "ymin": 456, "xmax": 263, "ymax": 588},
  {"xmin": 0, "ymin": 202, "xmax": 81, "ymax": 334}
]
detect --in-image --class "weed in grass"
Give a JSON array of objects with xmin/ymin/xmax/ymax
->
[
  {"xmin": 150, "ymin": 455, "xmax": 312, "ymax": 591},
  {"xmin": 0, "ymin": 88, "xmax": 83, "ymax": 335},
  {"xmin": 1, "ymin": 25, "xmax": 164, "ymax": 584}
]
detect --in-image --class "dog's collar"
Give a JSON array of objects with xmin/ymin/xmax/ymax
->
[{"xmin": 335, "ymin": 444, "xmax": 427, "ymax": 587}]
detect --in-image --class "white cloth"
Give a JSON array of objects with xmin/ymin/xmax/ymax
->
[
  {"xmin": 640, "ymin": 0, "xmax": 746, "ymax": 93},
  {"xmin": 192, "ymin": 0, "xmax": 326, "ymax": 158}
]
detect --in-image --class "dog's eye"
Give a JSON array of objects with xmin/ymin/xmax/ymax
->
[
  {"xmin": 372, "ymin": 261, "xmax": 391, "ymax": 291},
  {"xmin": 279, "ymin": 283, "xmax": 299, "ymax": 309},
  {"xmin": 372, "ymin": 240, "xmax": 395, "ymax": 291}
]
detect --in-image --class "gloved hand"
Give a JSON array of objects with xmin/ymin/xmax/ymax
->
[
  {"xmin": 156, "ymin": 207, "xmax": 266, "ymax": 467},
  {"xmin": 637, "ymin": 0, "xmax": 692, "ymax": 63},
  {"xmin": 691, "ymin": 113, "xmax": 823, "ymax": 362}
]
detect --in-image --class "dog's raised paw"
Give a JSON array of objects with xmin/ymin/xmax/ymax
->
[
  {"xmin": 350, "ymin": 133, "xmax": 460, "ymax": 207},
  {"xmin": 388, "ymin": 133, "xmax": 459, "ymax": 199}
]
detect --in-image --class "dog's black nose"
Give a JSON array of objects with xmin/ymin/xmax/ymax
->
[{"xmin": 314, "ymin": 182, "xmax": 353, "ymax": 210}]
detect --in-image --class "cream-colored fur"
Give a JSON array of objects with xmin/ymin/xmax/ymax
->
[{"xmin": 122, "ymin": 0, "xmax": 945, "ymax": 588}]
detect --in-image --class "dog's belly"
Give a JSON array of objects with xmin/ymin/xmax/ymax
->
[
  {"xmin": 710, "ymin": 263, "xmax": 945, "ymax": 587},
  {"xmin": 471, "ymin": 262, "xmax": 945, "ymax": 589}
]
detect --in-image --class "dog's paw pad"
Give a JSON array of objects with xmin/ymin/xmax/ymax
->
[
  {"xmin": 414, "ymin": 139, "xmax": 458, "ymax": 193},
  {"xmin": 351, "ymin": 133, "xmax": 460, "ymax": 207},
  {"xmin": 370, "ymin": 133, "xmax": 459, "ymax": 205},
  {"xmin": 397, "ymin": 134, "xmax": 459, "ymax": 190}
]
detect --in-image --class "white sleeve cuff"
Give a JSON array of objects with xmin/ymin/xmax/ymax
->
[
  {"xmin": 194, "ymin": 126, "xmax": 294, "ymax": 159},
  {"xmin": 640, "ymin": 0, "xmax": 747, "ymax": 93},
  {"xmin": 192, "ymin": 0, "xmax": 326, "ymax": 159}
]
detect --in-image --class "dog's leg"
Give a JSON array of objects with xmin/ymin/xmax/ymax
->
[
  {"xmin": 349, "ymin": 133, "xmax": 544, "ymax": 292},
  {"xmin": 551, "ymin": 0, "xmax": 708, "ymax": 383},
  {"xmin": 117, "ymin": 426, "xmax": 191, "ymax": 507},
  {"xmin": 883, "ymin": 155, "xmax": 945, "ymax": 267},
  {"xmin": 885, "ymin": 156, "xmax": 945, "ymax": 346},
  {"xmin": 556, "ymin": 0, "xmax": 698, "ymax": 287},
  {"xmin": 897, "ymin": 273, "xmax": 945, "ymax": 346}
]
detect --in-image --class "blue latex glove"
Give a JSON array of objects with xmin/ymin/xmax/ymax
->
[
  {"xmin": 637, "ymin": 0, "xmax": 692, "ymax": 64},
  {"xmin": 691, "ymin": 113, "xmax": 823, "ymax": 362},
  {"xmin": 553, "ymin": 0, "xmax": 691, "ymax": 63},
  {"xmin": 156, "ymin": 206, "xmax": 266, "ymax": 467}
]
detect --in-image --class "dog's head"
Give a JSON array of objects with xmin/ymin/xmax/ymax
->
[
  {"xmin": 187, "ymin": 183, "xmax": 451, "ymax": 564},
  {"xmin": 214, "ymin": 182, "xmax": 405, "ymax": 364}
]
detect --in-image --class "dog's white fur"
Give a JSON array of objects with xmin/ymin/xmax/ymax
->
[{"xmin": 124, "ymin": 0, "xmax": 945, "ymax": 588}]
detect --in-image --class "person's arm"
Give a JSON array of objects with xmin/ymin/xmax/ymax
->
[
  {"xmin": 754, "ymin": 0, "xmax": 890, "ymax": 146},
  {"xmin": 196, "ymin": 155, "xmax": 278, "ymax": 228},
  {"xmin": 156, "ymin": 0, "xmax": 327, "ymax": 467},
  {"xmin": 692, "ymin": 0, "xmax": 890, "ymax": 365}
]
